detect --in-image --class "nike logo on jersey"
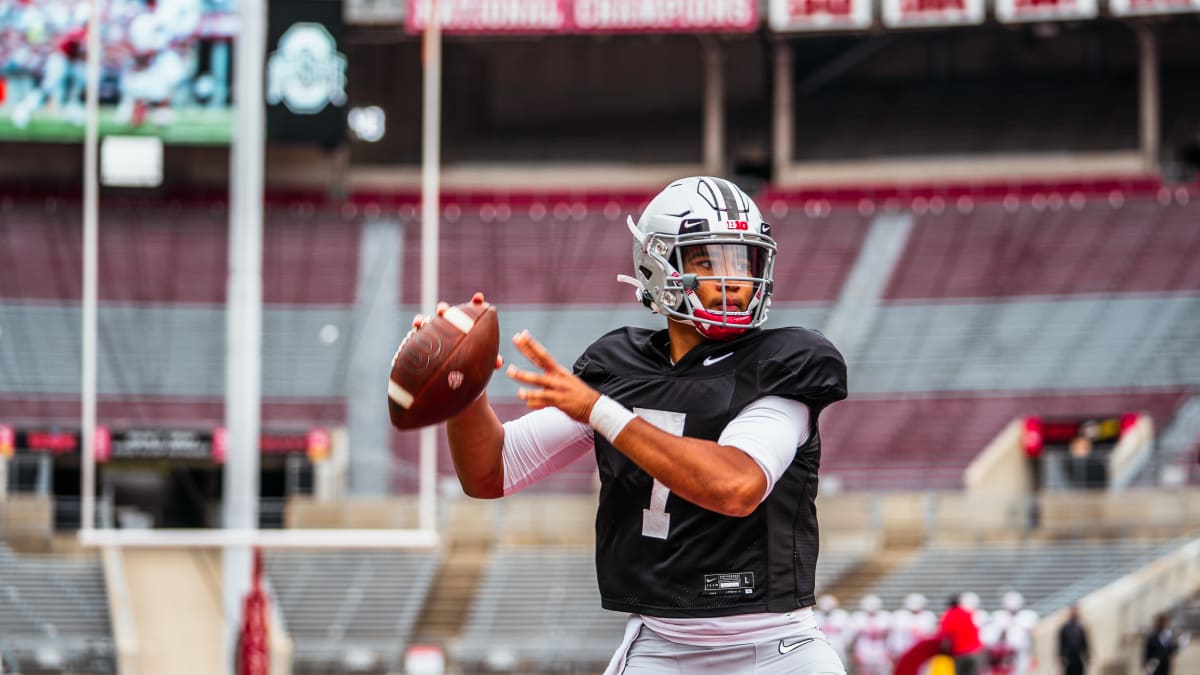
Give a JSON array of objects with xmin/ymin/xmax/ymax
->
[
  {"xmin": 702, "ymin": 353, "xmax": 734, "ymax": 366},
  {"xmin": 778, "ymin": 637, "xmax": 814, "ymax": 654}
]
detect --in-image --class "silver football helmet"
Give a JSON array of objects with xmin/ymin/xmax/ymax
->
[{"xmin": 618, "ymin": 176, "xmax": 776, "ymax": 340}]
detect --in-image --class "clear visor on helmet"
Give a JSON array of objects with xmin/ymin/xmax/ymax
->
[{"xmin": 675, "ymin": 243, "xmax": 766, "ymax": 292}]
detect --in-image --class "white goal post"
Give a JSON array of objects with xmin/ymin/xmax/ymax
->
[
  {"xmin": 75, "ymin": 0, "xmax": 445, "ymax": 555},
  {"xmin": 75, "ymin": 1, "xmax": 446, "ymax": 670},
  {"xmin": 77, "ymin": 528, "xmax": 440, "ymax": 550}
]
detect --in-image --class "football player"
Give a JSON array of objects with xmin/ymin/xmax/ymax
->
[
  {"xmin": 888, "ymin": 592, "xmax": 939, "ymax": 664},
  {"xmin": 982, "ymin": 591, "xmax": 1038, "ymax": 675},
  {"xmin": 816, "ymin": 594, "xmax": 853, "ymax": 666},
  {"xmin": 423, "ymin": 176, "xmax": 848, "ymax": 674},
  {"xmin": 8, "ymin": 0, "xmax": 88, "ymax": 129},
  {"xmin": 113, "ymin": 0, "xmax": 198, "ymax": 127},
  {"xmin": 850, "ymin": 594, "xmax": 892, "ymax": 675}
]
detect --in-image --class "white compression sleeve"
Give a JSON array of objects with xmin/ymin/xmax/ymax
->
[
  {"xmin": 500, "ymin": 397, "xmax": 808, "ymax": 499},
  {"xmin": 718, "ymin": 396, "xmax": 811, "ymax": 500},
  {"xmin": 501, "ymin": 408, "xmax": 595, "ymax": 495}
]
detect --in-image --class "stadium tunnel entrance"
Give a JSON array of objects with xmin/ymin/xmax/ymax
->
[{"xmin": 2, "ymin": 426, "xmax": 324, "ymax": 531}]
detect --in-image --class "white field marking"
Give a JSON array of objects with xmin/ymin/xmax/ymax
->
[
  {"xmin": 388, "ymin": 380, "xmax": 414, "ymax": 408},
  {"xmin": 441, "ymin": 306, "xmax": 475, "ymax": 334}
]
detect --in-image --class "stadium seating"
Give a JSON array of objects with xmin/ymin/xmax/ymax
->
[
  {"xmin": 456, "ymin": 544, "xmax": 627, "ymax": 672},
  {"xmin": 815, "ymin": 538, "xmax": 877, "ymax": 597},
  {"xmin": 804, "ymin": 192, "xmax": 1200, "ymax": 491},
  {"xmin": 0, "ymin": 200, "xmax": 361, "ymax": 304},
  {"xmin": 0, "ymin": 542, "xmax": 116, "ymax": 674},
  {"xmin": 399, "ymin": 193, "xmax": 652, "ymax": 306},
  {"xmin": 4, "ymin": 187, "xmax": 1198, "ymax": 493},
  {"xmin": 263, "ymin": 549, "xmax": 439, "ymax": 674},
  {"xmin": 0, "ymin": 197, "xmax": 359, "ymax": 427},
  {"xmin": 860, "ymin": 537, "xmax": 1190, "ymax": 617},
  {"xmin": 886, "ymin": 197, "xmax": 1200, "ymax": 299},
  {"xmin": 820, "ymin": 390, "xmax": 1189, "ymax": 491}
]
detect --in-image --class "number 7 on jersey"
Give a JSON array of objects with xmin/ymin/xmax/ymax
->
[{"xmin": 632, "ymin": 407, "xmax": 686, "ymax": 540}]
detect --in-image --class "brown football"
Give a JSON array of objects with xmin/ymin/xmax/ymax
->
[{"xmin": 388, "ymin": 299, "xmax": 500, "ymax": 430}]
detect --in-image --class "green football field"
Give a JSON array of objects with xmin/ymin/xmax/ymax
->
[{"xmin": 0, "ymin": 106, "xmax": 234, "ymax": 144}]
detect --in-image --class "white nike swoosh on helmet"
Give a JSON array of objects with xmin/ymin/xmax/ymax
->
[{"xmin": 702, "ymin": 353, "xmax": 734, "ymax": 366}]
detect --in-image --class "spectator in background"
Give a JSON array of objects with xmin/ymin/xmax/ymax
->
[
  {"xmin": 940, "ymin": 593, "xmax": 985, "ymax": 675},
  {"xmin": 1057, "ymin": 604, "xmax": 1089, "ymax": 675},
  {"xmin": 1144, "ymin": 612, "xmax": 1189, "ymax": 675}
]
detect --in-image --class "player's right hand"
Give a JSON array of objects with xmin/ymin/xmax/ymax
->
[{"xmin": 507, "ymin": 329, "xmax": 600, "ymax": 423}]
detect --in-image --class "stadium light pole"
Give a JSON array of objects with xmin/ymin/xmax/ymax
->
[
  {"xmin": 224, "ymin": 0, "xmax": 266, "ymax": 672},
  {"xmin": 419, "ymin": 0, "xmax": 442, "ymax": 532},
  {"xmin": 80, "ymin": 0, "xmax": 104, "ymax": 538},
  {"xmin": 1136, "ymin": 26, "xmax": 1159, "ymax": 173}
]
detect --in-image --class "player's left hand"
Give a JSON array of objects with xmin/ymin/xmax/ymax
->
[{"xmin": 507, "ymin": 330, "xmax": 600, "ymax": 423}]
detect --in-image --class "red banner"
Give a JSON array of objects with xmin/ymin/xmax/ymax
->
[
  {"xmin": 769, "ymin": 0, "xmax": 872, "ymax": 31},
  {"xmin": 23, "ymin": 430, "xmax": 79, "ymax": 455},
  {"xmin": 995, "ymin": 0, "xmax": 1097, "ymax": 21},
  {"xmin": 407, "ymin": 0, "xmax": 758, "ymax": 34},
  {"xmin": 881, "ymin": 0, "xmax": 984, "ymax": 26},
  {"xmin": 212, "ymin": 427, "xmax": 228, "ymax": 464},
  {"xmin": 306, "ymin": 428, "xmax": 331, "ymax": 463},
  {"xmin": 239, "ymin": 550, "xmax": 270, "ymax": 675},
  {"xmin": 574, "ymin": 0, "xmax": 757, "ymax": 30},
  {"xmin": 95, "ymin": 426, "xmax": 112, "ymax": 463}
]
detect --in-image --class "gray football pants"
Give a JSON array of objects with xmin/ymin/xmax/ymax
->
[{"xmin": 618, "ymin": 624, "xmax": 847, "ymax": 675}]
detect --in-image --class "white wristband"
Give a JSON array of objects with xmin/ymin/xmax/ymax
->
[{"xmin": 588, "ymin": 395, "xmax": 637, "ymax": 443}]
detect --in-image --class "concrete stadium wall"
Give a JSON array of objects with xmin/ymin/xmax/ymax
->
[
  {"xmin": 818, "ymin": 488, "xmax": 1200, "ymax": 543},
  {"xmin": 0, "ymin": 494, "xmax": 53, "ymax": 548},
  {"xmin": 285, "ymin": 494, "xmax": 598, "ymax": 545},
  {"xmin": 1039, "ymin": 489, "xmax": 1200, "ymax": 539}
]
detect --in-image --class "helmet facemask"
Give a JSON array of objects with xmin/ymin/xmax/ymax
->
[{"xmin": 622, "ymin": 219, "xmax": 776, "ymax": 341}]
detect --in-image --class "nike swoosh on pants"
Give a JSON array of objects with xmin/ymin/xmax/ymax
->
[{"xmin": 778, "ymin": 637, "xmax": 814, "ymax": 654}]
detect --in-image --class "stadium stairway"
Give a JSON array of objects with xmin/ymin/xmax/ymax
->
[
  {"xmin": 121, "ymin": 548, "xmax": 223, "ymax": 674},
  {"xmin": 409, "ymin": 541, "xmax": 491, "ymax": 649},
  {"xmin": 1133, "ymin": 393, "xmax": 1200, "ymax": 486},
  {"xmin": 821, "ymin": 211, "xmax": 914, "ymax": 362},
  {"xmin": 818, "ymin": 546, "xmax": 920, "ymax": 613}
]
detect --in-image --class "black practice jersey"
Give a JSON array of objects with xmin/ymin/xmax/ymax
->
[{"xmin": 573, "ymin": 326, "xmax": 847, "ymax": 618}]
